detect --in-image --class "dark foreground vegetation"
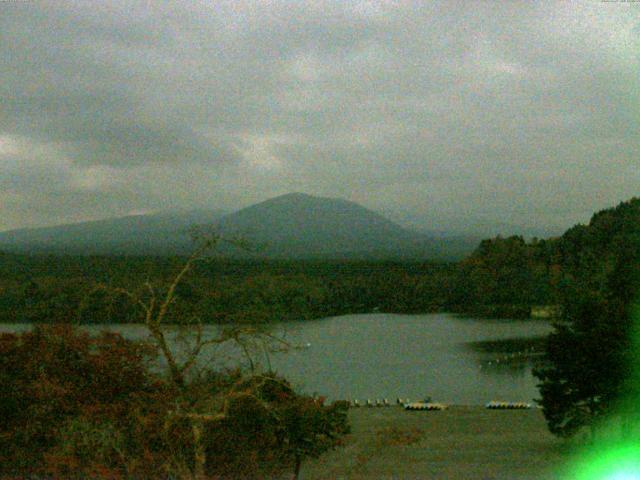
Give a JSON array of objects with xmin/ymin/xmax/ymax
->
[
  {"xmin": 0, "ymin": 325, "xmax": 350, "ymax": 479},
  {"xmin": 534, "ymin": 197, "xmax": 640, "ymax": 439},
  {"xmin": 534, "ymin": 201, "xmax": 640, "ymax": 441}
]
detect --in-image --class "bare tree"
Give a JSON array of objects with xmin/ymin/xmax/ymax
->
[
  {"xmin": 77, "ymin": 231, "xmax": 291, "ymax": 479},
  {"xmin": 78, "ymin": 231, "xmax": 285, "ymax": 385}
]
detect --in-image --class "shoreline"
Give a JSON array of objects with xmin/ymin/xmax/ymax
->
[{"xmin": 301, "ymin": 405, "xmax": 570, "ymax": 479}]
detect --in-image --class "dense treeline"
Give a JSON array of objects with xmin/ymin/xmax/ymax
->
[
  {"xmin": 0, "ymin": 256, "xmax": 459, "ymax": 324},
  {"xmin": 534, "ymin": 265, "xmax": 637, "ymax": 438},
  {"xmin": 453, "ymin": 197, "xmax": 640, "ymax": 318},
  {"xmin": 1, "ymin": 197, "xmax": 638, "ymax": 324},
  {"xmin": 533, "ymin": 198, "xmax": 640, "ymax": 438},
  {"xmin": 451, "ymin": 235, "xmax": 560, "ymax": 317}
]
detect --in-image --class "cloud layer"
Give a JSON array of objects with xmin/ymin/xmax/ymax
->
[{"xmin": 1, "ymin": 1, "xmax": 638, "ymax": 233}]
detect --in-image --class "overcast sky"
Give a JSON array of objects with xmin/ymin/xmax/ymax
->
[{"xmin": 1, "ymin": 1, "xmax": 638, "ymax": 234}]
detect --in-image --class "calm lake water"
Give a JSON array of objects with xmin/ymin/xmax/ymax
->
[{"xmin": 0, "ymin": 313, "xmax": 552, "ymax": 405}]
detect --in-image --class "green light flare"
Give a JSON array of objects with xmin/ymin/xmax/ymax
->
[
  {"xmin": 566, "ymin": 302, "xmax": 640, "ymax": 480},
  {"xmin": 567, "ymin": 443, "xmax": 640, "ymax": 480}
]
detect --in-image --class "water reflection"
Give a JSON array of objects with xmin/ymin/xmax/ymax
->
[
  {"xmin": 265, "ymin": 314, "xmax": 552, "ymax": 404},
  {"xmin": 477, "ymin": 355, "xmax": 540, "ymax": 375}
]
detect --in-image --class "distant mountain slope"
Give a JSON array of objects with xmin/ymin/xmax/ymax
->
[
  {"xmin": 0, "ymin": 193, "xmax": 478, "ymax": 260},
  {"xmin": 0, "ymin": 210, "xmax": 225, "ymax": 255},
  {"xmin": 214, "ymin": 193, "xmax": 474, "ymax": 260}
]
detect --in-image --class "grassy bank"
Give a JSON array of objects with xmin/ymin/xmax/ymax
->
[{"xmin": 301, "ymin": 406, "xmax": 571, "ymax": 479}]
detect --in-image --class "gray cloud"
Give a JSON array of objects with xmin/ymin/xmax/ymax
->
[{"xmin": 0, "ymin": 1, "xmax": 638, "ymax": 233}]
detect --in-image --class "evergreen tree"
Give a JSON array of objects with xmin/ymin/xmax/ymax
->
[{"xmin": 534, "ymin": 229, "xmax": 640, "ymax": 438}]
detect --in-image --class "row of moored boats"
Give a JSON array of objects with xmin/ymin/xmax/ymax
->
[{"xmin": 349, "ymin": 398, "xmax": 532, "ymax": 410}]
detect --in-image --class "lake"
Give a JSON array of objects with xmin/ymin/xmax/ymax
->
[{"xmin": 0, "ymin": 313, "xmax": 552, "ymax": 405}]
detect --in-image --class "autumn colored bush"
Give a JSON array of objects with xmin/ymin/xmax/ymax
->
[
  {"xmin": 203, "ymin": 374, "xmax": 350, "ymax": 479},
  {"xmin": 0, "ymin": 325, "xmax": 182, "ymax": 478},
  {"xmin": 0, "ymin": 326, "xmax": 349, "ymax": 479}
]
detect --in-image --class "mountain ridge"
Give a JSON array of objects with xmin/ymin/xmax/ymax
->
[
  {"xmin": 0, "ymin": 210, "xmax": 226, "ymax": 255},
  {"xmin": 0, "ymin": 193, "xmax": 479, "ymax": 260}
]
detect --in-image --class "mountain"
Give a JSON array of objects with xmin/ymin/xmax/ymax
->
[
  {"xmin": 213, "ymin": 193, "xmax": 475, "ymax": 260},
  {"xmin": 0, "ymin": 210, "xmax": 226, "ymax": 255},
  {"xmin": 0, "ymin": 193, "xmax": 477, "ymax": 260}
]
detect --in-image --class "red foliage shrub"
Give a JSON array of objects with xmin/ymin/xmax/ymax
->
[
  {"xmin": 0, "ymin": 327, "xmax": 350, "ymax": 479},
  {"xmin": 0, "ymin": 325, "xmax": 174, "ymax": 478},
  {"xmin": 203, "ymin": 374, "xmax": 350, "ymax": 479}
]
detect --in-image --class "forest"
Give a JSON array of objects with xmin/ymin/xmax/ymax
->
[{"xmin": 0, "ymin": 197, "xmax": 638, "ymax": 325}]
